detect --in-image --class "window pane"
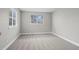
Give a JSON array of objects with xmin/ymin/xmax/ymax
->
[
  {"xmin": 31, "ymin": 15, "xmax": 36, "ymax": 23},
  {"xmin": 9, "ymin": 18, "xmax": 12, "ymax": 26},
  {"xmin": 9, "ymin": 10, "xmax": 12, "ymax": 17},
  {"xmin": 12, "ymin": 9, "xmax": 16, "ymax": 17},
  {"xmin": 38, "ymin": 16, "xmax": 43, "ymax": 23},
  {"xmin": 13, "ymin": 19, "xmax": 16, "ymax": 25}
]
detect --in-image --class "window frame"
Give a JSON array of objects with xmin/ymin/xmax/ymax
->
[
  {"xmin": 9, "ymin": 8, "xmax": 17, "ymax": 28},
  {"xmin": 31, "ymin": 15, "xmax": 43, "ymax": 24}
]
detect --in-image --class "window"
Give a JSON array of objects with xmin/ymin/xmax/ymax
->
[
  {"xmin": 9, "ymin": 8, "xmax": 17, "ymax": 28},
  {"xmin": 31, "ymin": 15, "xmax": 43, "ymax": 24}
]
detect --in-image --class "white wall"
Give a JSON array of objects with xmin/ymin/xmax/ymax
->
[
  {"xmin": 21, "ymin": 11, "xmax": 52, "ymax": 33},
  {"xmin": 0, "ymin": 8, "xmax": 20, "ymax": 49},
  {"xmin": 52, "ymin": 8, "xmax": 79, "ymax": 44}
]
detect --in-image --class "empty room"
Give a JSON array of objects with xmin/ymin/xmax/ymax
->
[{"xmin": 0, "ymin": 8, "xmax": 79, "ymax": 50}]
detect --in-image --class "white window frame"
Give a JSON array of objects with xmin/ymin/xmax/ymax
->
[{"xmin": 9, "ymin": 8, "xmax": 17, "ymax": 28}]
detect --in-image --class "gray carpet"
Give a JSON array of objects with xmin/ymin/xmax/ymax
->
[{"xmin": 7, "ymin": 34, "xmax": 79, "ymax": 50}]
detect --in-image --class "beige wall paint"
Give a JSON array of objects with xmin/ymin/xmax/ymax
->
[
  {"xmin": 21, "ymin": 11, "xmax": 52, "ymax": 33},
  {"xmin": 0, "ymin": 8, "xmax": 20, "ymax": 49},
  {"xmin": 52, "ymin": 8, "xmax": 79, "ymax": 44}
]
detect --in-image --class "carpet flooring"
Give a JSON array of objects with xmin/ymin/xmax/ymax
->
[{"xmin": 7, "ymin": 34, "xmax": 79, "ymax": 50}]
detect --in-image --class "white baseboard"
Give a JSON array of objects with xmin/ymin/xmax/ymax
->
[
  {"xmin": 53, "ymin": 32, "xmax": 79, "ymax": 47},
  {"xmin": 3, "ymin": 33, "xmax": 21, "ymax": 50},
  {"xmin": 21, "ymin": 32, "xmax": 52, "ymax": 35}
]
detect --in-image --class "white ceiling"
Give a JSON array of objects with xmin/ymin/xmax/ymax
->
[{"xmin": 20, "ymin": 8, "xmax": 55, "ymax": 12}]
